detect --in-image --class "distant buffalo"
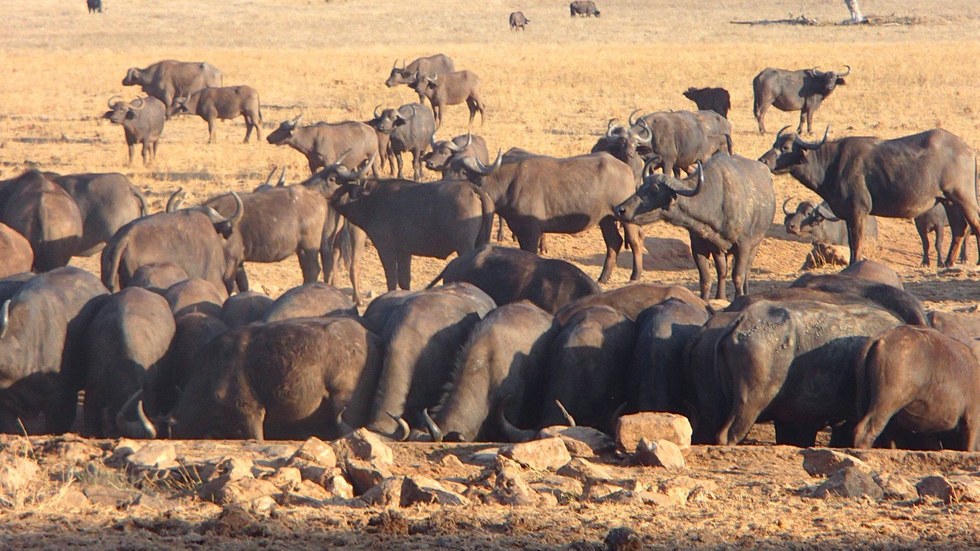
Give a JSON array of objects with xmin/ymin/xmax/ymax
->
[
  {"xmin": 753, "ymin": 66, "xmax": 849, "ymax": 134},
  {"xmin": 168, "ymin": 85, "xmax": 262, "ymax": 144},
  {"xmin": 87, "ymin": 0, "xmax": 102, "ymax": 13},
  {"xmin": 509, "ymin": 11, "xmax": 530, "ymax": 30},
  {"xmin": 122, "ymin": 60, "xmax": 222, "ymax": 109},
  {"xmin": 570, "ymin": 1, "xmax": 600, "ymax": 17},
  {"xmin": 683, "ymin": 87, "xmax": 731, "ymax": 119}
]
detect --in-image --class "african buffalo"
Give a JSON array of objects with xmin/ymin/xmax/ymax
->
[
  {"xmin": 129, "ymin": 263, "xmax": 189, "ymax": 294},
  {"xmin": 912, "ymin": 203, "xmax": 977, "ymax": 267},
  {"xmin": 683, "ymin": 87, "xmax": 731, "ymax": 119},
  {"xmin": 154, "ymin": 312, "xmax": 228, "ymax": 416},
  {"xmin": 759, "ymin": 127, "xmax": 980, "ymax": 265},
  {"xmin": 627, "ymin": 110, "xmax": 732, "ymax": 177},
  {"xmin": 370, "ymin": 103, "xmax": 435, "ymax": 181},
  {"xmin": 570, "ymin": 0, "xmax": 600, "ymax": 16},
  {"xmin": 385, "ymin": 54, "xmax": 456, "ymax": 91},
  {"xmin": 0, "ymin": 267, "xmax": 108, "ymax": 434},
  {"xmin": 262, "ymin": 282, "xmax": 356, "ymax": 322},
  {"xmin": 267, "ymin": 115, "xmax": 380, "ymax": 175},
  {"xmin": 615, "ymin": 154, "xmax": 776, "ymax": 300},
  {"xmin": 87, "ymin": 0, "xmax": 102, "ymax": 13},
  {"xmin": 0, "ymin": 223, "xmax": 33, "ymax": 278},
  {"xmin": 591, "ymin": 119, "xmax": 646, "ymax": 183},
  {"xmin": 554, "ymin": 282, "xmax": 709, "ymax": 325},
  {"xmin": 791, "ymin": 272, "xmax": 927, "ymax": 325},
  {"xmin": 0, "ymin": 170, "xmax": 83, "ymax": 271},
  {"xmin": 752, "ymin": 66, "xmax": 849, "ymax": 134},
  {"xmin": 853, "ymin": 326, "xmax": 979, "ymax": 451},
  {"xmin": 410, "ymin": 70, "xmax": 485, "ymax": 128},
  {"xmin": 427, "ymin": 245, "xmax": 599, "ymax": 313},
  {"xmin": 122, "ymin": 60, "xmax": 222, "ymax": 109},
  {"xmin": 423, "ymin": 133, "xmax": 490, "ymax": 178},
  {"xmin": 839, "ymin": 260, "xmax": 904, "ymax": 288},
  {"xmin": 782, "ymin": 199, "xmax": 878, "ymax": 252},
  {"xmin": 81, "ymin": 287, "xmax": 175, "ymax": 438},
  {"xmin": 104, "ymin": 96, "xmax": 166, "ymax": 166},
  {"xmin": 164, "ymin": 278, "xmax": 225, "ymax": 318},
  {"xmin": 168, "ymin": 85, "xmax": 262, "ymax": 143},
  {"xmin": 220, "ymin": 291, "xmax": 272, "ymax": 328},
  {"xmin": 509, "ymin": 11, "xmax": 530, "ymax": 30},
  {"xmin": 101, "ymin": 192, "xmax": 244, "ymax": 294},
  {"xmin": 45, "ymin": 172, "xmax": 148, "ymax": 256},
  {"xmin": 458, "ymin": 151, "xmax": 644, "ymax": 284}
]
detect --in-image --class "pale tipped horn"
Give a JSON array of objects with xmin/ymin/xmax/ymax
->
[
  {"xmin": 277, "ymin": 167, "xmax": 287, "ymax": 187},
  {"xmin": 776, "ymin": 125, "xmax": 793, "ymax": 138},
  {"xmin": 794, "ymin": 126, "xmax": 830, "ymax": 150},
  {"xmin": 385, "ymin": 411, "xmax": 410, "ymax": 441},
  {"xmin": 130, "ymin": 97, "xmax": 145, "ymax": 110},
  {"xmin": 373, "ymin": 104, "xmax": 382, "ymax": 119},
  {"xmin": 667, "ymin": 160, "xmax": 704, "ymax": 197},
  {"xmin": 107, "ymin": 95, "xmax": 123, "ymax": 109},
  {"xmin": 816, "ymin": 203, "xmax": 841, "ymax": 222},
  {"xmin": 840, "ymin": 64, "xmax": 851, "ymax": 77},
  {"xmin": 0, "ymin": 300, "xmax": 9, "ymax": 339},
  {"xmin": 606, "ymin": 118, "xmax": 618, "ymax": 138},
  {"xmin": 782, "ymin": 198, "xmax": 795, "ymax": 216},
  {"xmin": 116, "ymin": 389, "xmax": 157, "ymax": 439},
  {"xmin": 165, "ymin": 188, "xmax": 185, "ymax": 212},
  {"xmin": 634, "ymin": 119, "xmax": 653, "ymax": 143},
  {"xmin": 555, "ymin": 400, "xmax": 576, "ymax": 427},
  {"xmin": 335, "ymin": 407, "xmax": 354, "ymax": 435},
  {"xmin": 263, "ymin": 166, "xmax": 277, "ymax": 187},
  {"xmin": 423, "ymin": 408, "xmax": 444, "ymax": 443},
  {"xmin": 628, "ymin": 108, "xmax": 643, "ymax": 126}
]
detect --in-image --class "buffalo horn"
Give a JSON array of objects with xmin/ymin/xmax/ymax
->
[
  {"xmin": 776, "ymin": 125, "xmax": 793, "ymax": 138},
  {"xmin": 354, "ymin": 152, "xmax": 377, "ymax": 180},
  {"xmin": 390, "ymin": 58, "xmax": 398, "ymax": 70},
  {"xmin": 840, "ymin": 64, "xmax": 851, "ymax": 77},
  {"xmin": 116, "ymin": 389, "xmax": 158, "ymax": 439},
  {"xmin": 289, "ymin": 114, "xmax": 302, "ymax": 127},
  {"xmin": 107, "ymin": 95, "xmax": 122, "ymax": 109},
  {"xmin": 130, "ymin": 97, "xmax": 145, "ymax": 110},
  {"xmin": 642, "ymin": 157, "xmax": 659, "ymax": 178},
  {"xmin": 277, "ymin": 167, "xmax": 287, "ymax": 187},
  {"xmin": 794, "ymin": 126, "xmax": 830, "ymax": 150},
  {"xmin": 263, "ymin": 166, "xmax": 277, "ymax": 187},
  {"xmin": 447, "ymin": 132, "xmax": 473, "ymax": 152},
  {"xmin": 782, "ymin": 198, "xmax": 796, "ymax": 216},
  {"xmin": 335, "ymin": 407, "xmax": 355, "ymax": 435},
  {"xmin": 422, "ymin": 408, "xmax": 444, "ymax": 443},
  {"xmin": 634, "ymin": 119, "xmax": 653, "ymax": 143},
  {"xmin": 466, "ymin": 149, "xmax": 502, "ymax": 176},
  {"xmin": 816, "ymin": 203, "xmax": 841, "ymax": 221},
  {"xmin": 496, "ymin": 398, "xmax": 535, "ymax": 443},
  {"xmin": 668, "ymin": 160, "xmax": 704, "ymax": 197},
  {"xmin": 628, "ymin": 108, "xmax": 643, "ymax": 127},
  {"xmin": 373, "ymin": 104, "xmax": 382, "ymax": 119},
  {"xmin": 555, "ymin": 400, "xmax": 576, "ymax": 427},
  {"xmin": 0, "ymin": 300, "xmax": 9, "ymax": 339},
  {"xmin": 165, "ymin": 188, "xmax": 185, "ymax": 212},
  {"xmin": 606, "ymin": 118, "xmax": 618, "ymax": 138},
  {"xmin": 205, "ymin": 191, "xmax": 244, "ymax": 225},
  {"xmin": 385, "ymin": 411, "xmax": 410, "ymax": 441}
]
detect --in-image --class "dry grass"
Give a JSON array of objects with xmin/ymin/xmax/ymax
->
[{"xmin": 1, "ymin": 0, "xmax": 979, "ymax": 299}]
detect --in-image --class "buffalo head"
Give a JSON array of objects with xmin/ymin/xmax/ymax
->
[
  {"xmin": 614, "ymin": 161, "xmax": 704, "ymax": 224},
  {"xmin": 783, "ymin": 199, "xmax": 839, "ymax": 237},
  {"xmin": 373, "ymin": 104, "xmax": 415, "ymax": 133},
  {"xmin": 385, "ymin": 59, "xmax": 410, "ymax": 88},
  {"xmin": 410, "ymin": 72, "xmax": 438, "ymax": 95},
  {"xmin": 201, "ymin": 191, "xmax": 244, "ymax": 238},
  {"xmin": 104, "ymin": 96, "xmax": 146, "ymax": 125},
  {"xmin": 266, "ymin": 114, "xmax": 302, "ymax": 145},
  {"xmin": 305, "ymin": 153, "xmax": 376, "ymax": 199},
  {"xmin": 122, "ymin": 67, "xmax": 143, "ymax": 86},
  {"xmin": 458, "ymin": 149, "xmax": 503, "ymax": 185},
  {"xmin": 758, "ymin": 126, "xmax": 829, "ymax": 173},
  {"xmin": 806, "ymin": 65, "xmax": 850, "ymax": 93},
  {"xmin": 167, "ymin": 96, "xmax": 191, "ymax": 118},
  {"xmin": 423, "ymin": 133, "xmax": 471, "ymax": 171}
]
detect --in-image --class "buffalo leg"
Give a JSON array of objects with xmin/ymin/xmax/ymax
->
[
  {"xmin": 126, "ymin": 143, "xmax": 136, "ymax": 166},
  {"xmin": 936, "ymin": 224, "xmax": 947, "ymax": 267},
  {"xmin": 846, "ymin": 215, "xmax": 868, "ymax": 264},
  {"xmin": 235, "ymin": 265, "xmax": 250, "ymax": 292},
  {"xmin": 348, "ymin": 224, "xmax": 365, "ymax": 306},
  {"xmin": 208, "ymin": 119, "xmax": 216, "ymax": 144},
  {"xmin": 412, "ymin": 149, "xmax": 422, "ymax": 181},
  {"xmin": 514, "ymin": 225, "xmax": 541, "ymax": 254},
  {"xmin": 915, "ymin": 219, "xmax": 933, "ymax": 266},
  {"xmin": 943, "ymin": 193, "xmax": 980, "ymax": 266},
  {"xmin": 755, "ymin": 102, "xmax": 769, "ymax": 134},
  {"xmin": 732, "ymin": 245, "xmax": 759, "ymax": 298},
  {"xmin": 141, "ymin": 143, "xmax": 151, "ymax": 166},
  {"xmin": 623, "ymin": 222, "xmax": 643, "ymax": 281},
  {"xmin": 376, "ymin": 246, "xmax": 400, "ymax": 291},
  {"xmin": 495, "ymin": 214, "xmax": 506, "ymax": 242},
  {"xmin": 774, "ymin": 422, "xmax": 819, "ymax": 447},
  {"xmin": 395, "ymin": 152, "xmax": 404, "ymax": 179},
  {"xmin": 691, "ymin": 248, "xmax": 713, "ymax": 300},
  {"xmin": 298, "ymin": 248, "xmax": 321, "ymax": 284},
  {"xmin": 597, "ymin": 217, "xmax": 623, "ymax": 284},
  {"xmin": 396, "ymin": 253, "xmax": 412, "ymax": 290},
  {"xmin": 714, "ymin": 252, "xmax": 730, "ymax": 300}
]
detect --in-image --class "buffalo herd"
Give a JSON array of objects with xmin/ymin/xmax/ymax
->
[{"xmin": 2, "ymin": 37, "xmax": 979, "ymax": 453}]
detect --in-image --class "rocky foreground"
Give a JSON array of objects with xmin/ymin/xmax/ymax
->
[{"xmin": 1, "ymin": 415, "xmax": 979, "ymax": 550}]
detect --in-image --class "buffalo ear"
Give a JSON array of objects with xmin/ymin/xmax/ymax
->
[
  {"xmin": 125, "ymin": 110, "xmax": 137, "ymax": 120},
  {"xmin": 836, "ymin": 77, "xmax": 846, "ymax": 85}
]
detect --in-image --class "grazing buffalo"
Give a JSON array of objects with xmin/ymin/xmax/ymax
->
[
  {"xmin": 509, "ymin": 11, "xmax": 530, "ymax": 30},
  {"xmin": 752, "ymin": 66, "xmax": 849, "ymax": 134},
  {"xmin": 615, "ymin": 155, "xmax": 775, "ymax": 300},
  {"xmin": 713, "ymin": 299, "xmax": 901, "ymax": 447},
  {"xmin": 0, "ymin": 223, "xmax": 33, "ymax": 278},
  {"xmin": 459, "ymin": 151, "xmax": 644, "ymax": 283},
  {"xmin": 45, "ymin": 172, "xmax": 148, "ymax": 256},
  {"xmin": 759, "ymin": 128, "xmax": 980, "ymax": 265},
  {"xmin": 220, "ymin": 291, "xmax": 272, "ymax": 328},
  {"xmin": 262, "ymin": 282, "xmax": 356, "ymax": 322},
  {"xmin": 0, "ymin": 170, "xmax": 83, "ymax": 271},
  {"xmin": 427, "ymin": 245, "xmax": 600, "ymax": 313},
  {"xmin": 385, "ymin": 54, "xmax": 456, "ymax": 91},
  {"xmin": 328, "ymin": 164, "xmax": 495, "ymax": 291},
  {"xmin": 0, "ymin": 267, "xmax": 108, "ymax": 434},
  {"xmin": 570, "ymin": 0, "xmax": 600, "ymax": 16},
  {"xmin": 370, "ymin": 103, "xmax": 435, "ymax": 181},
  {"xmin": 783, "ymin": 199, "xmax": 878, "ymax": 251},
  {"xmin": 683, "ymin": 311, "xmax": 741, "ymax": 442},
  {"xmin": 267, "ymin": 115, "xmax": 380, "ymax": 175},
  {"xmin": 682, "ymin": 87, "xmax": 731, "ymax": 119},
  {"xmin": 423, "ymin": 133, "xmax": 490, "ymax": 178},
  {"xmin": 154, "ymin": 312, "xmax": 228, "ymax": 416},
  {"xmin": 104, "ymin": 96, "xmax": 166, "ymax": 166},
  {"xmin": 427, "ymin": 302, "xmax": 556, "ymax": 442},
  {"xmin": 854, "ymin": 326, "xmax": 979, "ymax": 451},
  {"xmin": 122, "ymin": 60, "xmax": 222, "ymax": 109},
  {"xmin": 168, "ymin": 85, "xmax": 262, "ymax": 143},
  {"xmin": 101, "ymin": 192, "xmax": 244, "ymax": 294},
  {"xmin": 628, "ymin": 110, "xmax": 732, "ymax": 177},
  {"xmin": 410, "ymin": 70, "xmax": 485, "ymax": 127},
  {"xmin": 555, "ymin": 282, "xmax": 709, "ymax": 326},
  {"xmin": 81, "ymin": 287, "xmax": 175, "ymax": 438}
]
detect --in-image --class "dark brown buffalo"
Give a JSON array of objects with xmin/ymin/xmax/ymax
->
[
  {"xmin": 509, "ymin": 11, "xmax": 530, "ymax": 30},
  {"xmin": 790, "ymin": 273, "xmax": 927, "ymax": 325},
  {"xmin": 423, "ymin": 133, "xmax": 490, "ymax": 178},
  {"xmin": 129, "ymin": 262, "xmax": 189, "ymax": 294},
  {"xmin": 153, "ymin": 312, "xmax": 228, "ymax": 416},
  {"xmin": 168, "ymin": 85, "xmax": 262, "ymax": 143},
  {"xmin": 101, "ymin": 192, "xmax": 244, "ymax": 294},
  {"xmin": 0, "ymin": 223, "xmax": 34, "ymax": 278},
  {"xmin": 591, "ymin": 119, "xmax": 646, "ymax": 184},
  {"xmin": 555, "ymin": 282, "xmax": 709, "ymax": 326},
  {"xmin": 104, "ymin": 96, "xmax": 166, "ymax": 166},
  {"xmin": 615, "ymin": 155, "xmax": 775, "ymax": 300},
  {"xmin": 122, "ymin": 60, "xmax": 222, "ymax": 109},
  {"xmin": 410, "ymin": 70, "xmax": 485, "ymax": 128},
  {"xmin": 0, "ymin": 267, "xmax": 108, "ymax": 434},
  {"xmin": 782, "ymin": 199, "xmax": 878, "ymax": 250},
  {"xmin": 627, "ymin": 109, "xmax": 732, "ymax": 177},
  {"xmin": 44, "ymin": 172, "xmax": 148, "ymax": 256},
  {"xmin": 459, "ymin": 151, "xmax": 643, "ymax": 283},
  {"xmin": 81, "ymin": 287, "xmax": 175, "ymax": 438},
  {"xmin": 369, "ymin": 103, "xmax": 435, "ymax": 181},
  {"xmin": 854, "ymin": 326, "xmax": 979, "ymax": 451},
  {"xmin": 220, "ymin": 291, "xmax": 272, "ymax": 328},
  {"xmin": 912, "ymin": 203, "xmax": 976, "ymax": 267},
  {"xmin": 0, "ymin": 170, "xmax": 83, "ymax": 271},
  {"xmin": 838, "ymin": 260, "xmax": 904, "ymax": 288},
  {"xmin": 570, "ymin": 0, "xmax": 600, "ymax": 16},
  {"xmin": 427, "ymin": 245, "xmax": 599, "ymax": 313},
  {"xmin": 683, "ymin": 87, "xmax": 731, "ymax": 119},
  {"xmin": 752, "ymin": 66, "xmax": 849, "ymax": 134},
  {"xmin": 267, "ymin": 115, "xmax": 380, "ymax": 175},
  {"xmin": 385, "ymin": 54, "xmax": 456, "ymax": 89},
  {"xmin": 759, "ymin": 128, "xmax": 980, "ymax": 265},
  {"xmin": 164, "ymin": 278, "xmax": 225, "ymax": 318},
  {"xmin": 262, "ymin": 282, "xmax": 356, "ymax": 322},
  {"xmin": 87, "ymin": 0, "xmax": 102, "ymax": 13}
]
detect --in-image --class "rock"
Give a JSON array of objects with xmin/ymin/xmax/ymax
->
[
  {"xmin": 43, "ymin": 438, "xmax": 102, "ymax": 465},
  {"xmin": 289, "ymin": 459, "xmax": 331, "ymax": 486},
  {"xmin": 949, "ymin": 475, "xmax": 980, "ymax": 503},
  {"xmin": 604, "ymin": 527, "xmax": 643, "ymax": 551},
  {"xmin": 587, "ymin": 484, "xmax": 640, "ymax": 504},
  {"xmin": 659, "ymin": 476, "xmax": 718, "ymax": 503},
  {"xmin": 112, "ymin": 438, "xmax": 143, "ymax": 459},
  {"xmin": 530, "ymin": 478, "xmax": 584, "ymax": 504},
  {"xmin": 917, "ymin": 475, "xmax": 955, "ymax": 503},
  {"xmin": 465, "ymin": 447, "xmax": 500, "ymax": 466},
  {"xmin": 213, "ymin": 456, "xmax": 254, "ymax": 482},
  {"xmin": 360, "ymin": 476, "xmax": 404, "ymax": 507},
  {"xmin": 400, "ymin": 476, "xmax": 468, "ymax": 507},
  {"xmin": 616, "ymin": 413, "xmax": 692, "ymax": 453},
  {"xmin": 199, "ymin": 476, "xmax": 279, "ymax": 506},
  {"xmin": 557, "ymin": 458, "xmax": 616, "ymax": 483},
  {"xmin": 323, "ymin": 474, "xmax": 354, "ymax": 500},
  {"xmin": 267, "ymin": 467, "xmax": 302, "ymax": 492},
  {"xmin": 0, "ymin": 456, "xmax": 39, "ymax": 496},
  {"xmin": 343, "ymin": 457, "xmax": 392, "ymax": 495},
  {"xmin": 55, "ymin": 486, "xmax": 91, "ymax": 510},
  {"xmin": 126, "ymin": 442, "xmax": 176, "ymax": 470},
  {"xmin": 438, "ymin": 454, "xmax": 463, "ymax": 468},
  {"xmin": 801, "ymin": 449, "xmax": 872, "ymax": 477},
  {"xmin": 82, "ymin": 484, "xmax": 142, "ymax": 509},
  {"xmin": 288, "ymin": 437, "xmax": 336, "ymax": 470},
  {"xmin": 634, "ymin": 439, "xmax": 685, "ymax": 470},
  {"xmin": 500, "ymin": 437, "xmax": 572, "ymax": 471},
  {"xmin": 875, "ymin": 472, "xmax": 917, "ymax": 501},
  {"xmin": 638, "ymin": 490, "xmax": 680, "ymax": 507},
  {"xmin": 810, "ymin": 466, "xmax": 883, "ymax": 500},
  {"xmin": 278, "ymin": 480, "xmax": 333, "ymax": 507},
  {"xmin": 538, "ymin": 426, "xmax": 615, "ymax": 457},
  {"xmin": 332, "ymin": 428, "xmax": 393, "ymax": 465},
  {"xmin": 488, "ymin": 457, "xmax": 542, "ymax": 506}
]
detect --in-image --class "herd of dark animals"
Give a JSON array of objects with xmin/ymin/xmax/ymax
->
[{"xmin": 2, "ymin": 3, "xmax": 978, "ymax": 451}]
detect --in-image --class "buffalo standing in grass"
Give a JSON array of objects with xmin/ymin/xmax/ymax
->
[
  {"xmin": 104, "ymin": 96, "xmax": 166, "ymax": 166},
  {"xmin": 627, "ymin": 110, "xmax": 732, "ymax": 177},
  {"xmin": 370, "ymin": 103, "xmax": 435, "ymax": 181},
  {"xmin": 168, "ymin": 85, "xmax": 262, "ymax": 143},
  {"xmin": 385, "ymin": 54, "xmax": 456, "ymax": 93},
  {"xmin": 570, "ymin": 1, "xmax": 600, "ymax": 16},
  {"xmin": 45, "ymin": 172, "xmax": 148, "ymax": 256},
  {"xmin": 122, "ymin": 60, "xmax": 222, "ymax": 109},
  {"xmin": 87, "ymin": 0, "xmax": 102, "ymax": 13},
  {"xmin": 683, "ymin": 87, "xmax": 731, "ymax": 119},
  {"xmin": 267, "ymin": 115, "xmax": 380, "ymax": 175},
  {"xmin": 753, "ymin": 66, "xmax": 849, "ymax": 135},
  {"xmin": 509, "ymin": 11, "xmax": 530, "ymax": 30},
  {"xmin": 410, "ymin": 70, "xmax": 486, "ymax": 128}
]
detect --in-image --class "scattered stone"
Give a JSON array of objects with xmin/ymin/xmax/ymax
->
[
  {"xmin": 111, "ymin": 439, "xmax": 143, "ymax": 459},
  {"xmin": 332, "ymin": 428, "xmax": 393, "ymax": 465},
  {"xmin": 465, "ymin": 447, "xmax": 500, "ymax": 466},
  {"xmin": 591, "ymin": 488, "xmax": 640, "ymax": 504},
  {"xmin": 360, "ymin": 477, "xmax": 404, "ymax": 507},
  {"xmin": 616, "ymin": 413, "xmax": 692, "ymax": 453},
  {"xmin": 288, "ymin": 437, "xmax": 336, "ymax": 470},
  {"xmin": 638, "ymin": 490, "xmax": 680, "ymax": 508},
  {"xmin": 343, "ymin": 457, "xmax": 392, "ymax": 495},
  {"xmin": 199, "ymin": 504, "xmax": 258, "ymax": 537},
  {"xmin": 875, "ymin": 472, "xmax": 917, "ymax": 501},
  {"xmin": 801, "ymin": 449, "xmax": 872, "ymax": 477},
  {"xmin": 659, "ymin": 476, "xmax": 718, "ymax": 503},
  {"xmin": 323, "ymin": 474, "xmax": 354, "ymax": 500},
  {"xmin": 585, "ymin": 482, "xmax": 632, "ymax": 503},
  {"xmin": 538, "ymin": 426, "xmax": 615, "ymax": 457},
  {"xmin": 557, "ymin": 458, "xmax": 616, "ymax": 482},
  {"xmin": 500, "ymin": 437, "xmax": 572, "ymax": 471},
  {"xmin": 367, "ymin": 509, "xmax": 409, "ymax": 536},
  {"xmin": 126, "ymin": 443, "xmax": 176, "ymax": 470},
  {"xmin": 949, "ymin": 475, "xmax": 980, "ymax": 503},
  {"xmin": 488, "ymin": 457, "xmax": 541, "ymax": 506},
  {"xmin": 214, "ymin": 456, "xmax": 254, "ymax": 482},
  {"xmin": 810, "ymin": 466, "xmax": 883, "ymax": 500},
  {"xmin": 604, "ymin": 527, "xmax": 643, "ymax": 551},
  {"xmin": 82, "ymin": 484, "xmax": 142, "ymax": 509},
  {"xmin": 0, "ymin": 456, "xmax": 40, "ymax": 496},
  {"xmin": 400, "ymin": 476, "xmax": 468, "ymax": 507},
  {"xmin": 289, "ymin": 460, "xmax": 331, "ymax": 486},
  {"xmin": 43, "ymin": 438, "xmax": 102, "ymax": 466},
  {"xmin": 530, "ymin": 478, "xmax": 583, "ymax": 504},
  {"xmin": 438, "ymin": 454, "xmax": 464, "ymax": 468},
  {"xmin": 199, "ymin": 475, "xmax": 279, "ymax": 506},
  {"xmin": 55, "ymin": 486, "xmax": 91, "ymax": 510},
  {"xmin": 917, "ymin": 475, "xmax": 955, "ymax": 503},
  {"xmin": 634, "ymin": 439, "xmax": 685, "ymax": 470},
  {"xmin": 278, "ymin": 480, "xmax": 333, "ymax": 507},
  {"xmin": 267, "ymin": 467, "xmax": 302, "ymax": 492}
]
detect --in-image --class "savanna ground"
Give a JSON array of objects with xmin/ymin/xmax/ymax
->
[{"xmin": 1, "ymin": 0, "xmax": 980, "ymax": 548}]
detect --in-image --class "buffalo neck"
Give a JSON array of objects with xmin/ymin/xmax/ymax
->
[
  {"xmin": 789, "ymin": 142, "xmax": 839, "ymax": 195},
  {"xmin": 663, "ymin": 197, "xmax": 734, "ymax": 251}
]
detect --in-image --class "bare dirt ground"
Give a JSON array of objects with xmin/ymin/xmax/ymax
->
[{"xmin": 2, "ymin": 0, "xmax": 980, "ymax": 548}]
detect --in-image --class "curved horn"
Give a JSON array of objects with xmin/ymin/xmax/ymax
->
[
  {"xmin": 776, "ymin": 125, "xmax": 792, "ymax": 138},
  {"xmin": 667, "ymin": 160, "xmax": 704, "ymax": 197},
  {"xmin": 130, "ymin": 97, "xmax": 145, "ymax": 110},
  {"xmin": 335, "ymin": 407, "xmax": 354, "ymax": 435},
  {"xmin": 0, "ymin": 300, "xmax": 9, "ymax": 339},
  {"xmin": 606, "ymin": 118, "xmax": 618, "ymax": 138},
  {"xmin": 810, "ymin": 66, "xmax": 824, "ymax": 76},
  {"xmin": 447, "ymin": 132, "xmax": 472, "ymax": 153},
  {"xmin": 496, "ymin": 398, "xmax": 536, "ymax": 443},
  {"xmin": 634, "ymin": 119, "xmax": 653, "ymax": 143},
  {"xmin": 277, "ymin": 167, "xmax": 287, "ymax": 187},
  {"xmin": 406, "ymin": 104, "xmax": 418, "ymax": 118},
  {"xmin": 107, "ymin": 95, "xmax": 122, "ymax": 109},
  {"xmin": 628, "ymin": 109, "xmax": 643, "ymax": 127},
  {"xmin": 354, "ymin": 152, "xmax": 377, "ymax": 180},
  {"xmin": 467, "ymin": 149, "xmax": 503, "ymax": 176},
  {"xmin": 555, "ymin": 400, "xmax": 576, "ymax": 427},
  {"xmin": 385, "ymin": 411, "xmax": 410, "ymax": 442},
  {"xmin": 165, "ymin": 188, "xmax": 185, "ymax": 212},
  {"xmin": 422, "ymin": 408, "xmax": 444, "ymax": 443},
  {"xmin": 782, "ymin": 198, "xmax": 795, "ymax": 216},
  {"xmin": 289, "ymin": 114, "xmax": 302, "ymax": 127},
  {"xmin": 204, "ymin": 191, "xmax": 244, "ymax": 225},
  {"xmin": 391, "ymin": 58, "xmax": 399, "ymax": 70},
  {"xmin": 840, "ymin": 64, "xmax": 851, "ymax": 77},
  {"xmin": 116, "ymin": 389, "xmax": 157, "ymax": 439},
  {"xmin": 794, "ymin": 126, "xmax": 830, "ymax": 150},
  {"xmin": 373, "ymin": 104, "xmax": 382, "ymax": 119},
  {"xmin": 262, "ymin": 167, "xmax": 277, "ymax": 187},
  {"xmin": 816, "ymin": 203, "xmax": 841, "ymax": 221}
]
